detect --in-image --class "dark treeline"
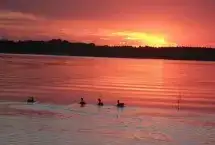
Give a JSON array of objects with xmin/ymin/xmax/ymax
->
[{"xmin": 0, "ymin": 39, "xmax": 215, "ymax": 61}]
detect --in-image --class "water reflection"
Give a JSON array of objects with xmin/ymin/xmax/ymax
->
[{"xmin": 0, "ymin": 54, "xmax": 215, "ymax": 113}]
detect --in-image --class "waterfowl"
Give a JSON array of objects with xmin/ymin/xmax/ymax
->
[
  {"xmin": 117, "ymin": 100, "xmax": 125, "ymax": 107},
  {"xmin": 27, "ymin": 96, "xmax": 35, "ymax": 103},
  {"xmin": 97, "ymin": 98, "xmax": 104, "ymax": 106},
  {"xmin": 80, "ymin": 98, "xmax": 86, "ymax": 106}
]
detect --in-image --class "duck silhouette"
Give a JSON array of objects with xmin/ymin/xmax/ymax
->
[
  {"xmin": 117, "ymin": 100, "xmax": 125, "ymax": 108},
  {"xmin": 97, "ymin": 98, "xmax": 104, "ymax": 106},
  {"xmin": 27, "ymin": 96, "xmax": 35, "ymax": 103},
  {"xmin": 80, "ymin": 98, "xmax": 86, "ymax": 106}
]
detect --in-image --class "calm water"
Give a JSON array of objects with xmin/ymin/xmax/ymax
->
[
  {"xmin": 0, "ymin": 54, "xmax": 215, "ymax": 112},
  {"xmin": 0, "ymin": 54, "xmax": 215, "ymax": 145}
]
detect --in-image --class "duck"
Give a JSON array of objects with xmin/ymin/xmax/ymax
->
[
  {"xmin": 97, "ymin": 98, "xmax": 104, "ymax": 106},
  {"xmin": 117, "ymin": 100, "xmax": 125, "ymax": 108},
  {"xmin": 27, "ymin": 96, "xmax": 36, "ymax": 103},
  {"xmin": 80, "ymin": 98, "xmax": 86, "ymax": 106}
]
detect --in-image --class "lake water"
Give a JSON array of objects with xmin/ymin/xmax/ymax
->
[{"xmin": 0, "ymin": 54, "xmax": 215, "ymax": 145}]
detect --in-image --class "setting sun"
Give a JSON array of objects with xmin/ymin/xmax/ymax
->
[
  {"xmin": 112, "ymin": 31, "xmax": 177, "ymax": 47},
  {"xmin": 0, "ymin": 1, "xmax": 215, "ymax": 145}
]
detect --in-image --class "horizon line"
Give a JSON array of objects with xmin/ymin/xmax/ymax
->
[{"xmin": 0, "ymin": 38, "xmax": 214, "ymax": 49}]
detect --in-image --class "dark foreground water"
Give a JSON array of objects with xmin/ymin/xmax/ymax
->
[{"xmin": 0, "ymin": 54, "xmax": 214, "ymax": 145}]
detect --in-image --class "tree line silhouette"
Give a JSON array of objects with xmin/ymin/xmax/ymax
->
[{"xmin": 0, "ymin": 39, "xmax": 215, "ymax": 61}]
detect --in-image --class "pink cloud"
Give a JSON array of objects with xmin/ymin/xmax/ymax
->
[{"xmin": 0, "ymin": 0, "xmax": 214, "ymax": 46}]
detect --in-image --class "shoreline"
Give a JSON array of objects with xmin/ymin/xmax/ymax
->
[
  {"xmin": 1, "ymin": 39, "xmax": 215, "ymax": 62},
  {"xmin": 1, "ymin": 52, "xmax": 215, "ymax": 63}
]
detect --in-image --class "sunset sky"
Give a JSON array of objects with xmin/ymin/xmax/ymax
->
[{"xmin": 0, "ymin": 0, "xmax": 214, "ymax": 47}]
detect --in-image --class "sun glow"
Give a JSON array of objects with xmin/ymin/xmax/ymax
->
[{"xmin": 113, "ymin": 31, "xmax": 177, "ymax": 47}]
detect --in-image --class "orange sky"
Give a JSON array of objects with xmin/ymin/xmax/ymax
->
[{"xmin": 0, "ymin": 0, "xmax": 215, "ymax": 47}]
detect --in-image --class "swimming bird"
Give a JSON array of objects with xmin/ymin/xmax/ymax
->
[
  {"xmin": 27, "ymin": 96, "xmax": 35, "ymax": 103},
  {"xmin": 80, "ymin": 98, "xmax": 86, "ymax": 106},
  {"xmin": 97, "ymin": 98, "xmax": 104, "ymax": 106},
  {"xmin": 117, "ymin": 100, "xmax": 125, "ymax": 107}
]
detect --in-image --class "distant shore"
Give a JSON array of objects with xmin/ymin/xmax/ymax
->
[{"xmin": 1, "ymin": 39, "xmax": 215, "ymax": 61}]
